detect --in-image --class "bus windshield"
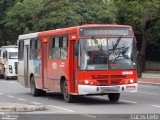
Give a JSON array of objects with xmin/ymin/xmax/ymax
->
[
  {"xmin": 9, "ymin": 52, "xmax": 18, "ymax": 59},
  {"xmin": 79, "ymin": 37, "xmax": 136, "ymax": 70}
]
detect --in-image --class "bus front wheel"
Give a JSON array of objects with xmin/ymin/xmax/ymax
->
[
  {"xmin": 4, "ymin": 69, "xmax": 8, "ymax": 80},
  {"xmin": 63, "ymin": 80, "xmax": 74, "ymax": 103},
  {"xmin": 30, "ymin": 76, "xmax": 46, "ymax": 96},
  {"xmin": 108, "ymin": 93, "xmax": 120, "ymax": 102}
]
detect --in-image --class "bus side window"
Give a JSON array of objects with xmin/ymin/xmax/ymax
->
[
  {"xmin": 30, "ymin": 39, "xmax": 35, "ymax": 60},
  {"xmin": 34, "ymin": 38, "xmax": 41, "ymax": 60},
  {"xmin": 48, "ymin": 37, "xmax": 53, "ymax": 59},
  {"xmin": 37, "ymin": 38, "xmax": 41, "ymax": 59},
  {"xmin": 74, "ymin": 41, "xmax": 79, "ymax": 56},
  {"xmin": 51, "ymin": 37, "xmax": 60, "ymax": 60},
  {"xmin": 18, "ymin": 41, "xmax": 24, "ymax": 60},
  {"xmin": 60, "ymin": 36, "xmax": 68, "ymax": 60},
  {"xmin": 34, "ymin": 38, "xmax": 37, "ymax": 59},
  {"xmin": 3, "ymin": 51, "xmax": 6, "ymax": 59}
]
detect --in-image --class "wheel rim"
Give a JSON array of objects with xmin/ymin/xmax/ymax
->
[
  {"xmin": 4, "ymin": 70, "xmax": 7, "ymax": 79},
  {"xmin": 31, "ymin": 77, "xmax": 35, "ymax": 94},
  {"xmin": 63, "ymin": 81, "xmax": 69, "ymax": 100}
]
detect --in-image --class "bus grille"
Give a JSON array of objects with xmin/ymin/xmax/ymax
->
[
  {"xmin": 97, "ymin": 80, "xmax": 108, "ymax": 86},
  {"xmin": 15, "ymin": 62, "xmax": 18, "ymax": 74},
  {"xmin": 111, "ymin": 79, "xmax": 121, "ymax": 85},
  {"xmin": 92, "ymin": 75, "xmax": 127, "ymax": 85}
]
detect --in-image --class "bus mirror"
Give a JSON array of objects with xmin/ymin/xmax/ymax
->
[{"xmin": 74, "ymin": 41, "xmax": 79, "ymax": 56}]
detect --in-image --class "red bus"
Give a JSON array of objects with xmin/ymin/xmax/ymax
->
[{"xmin": 18, "ymin": 24, "xmax": 138, "ymax": 103}]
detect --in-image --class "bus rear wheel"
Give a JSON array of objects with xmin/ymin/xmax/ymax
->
[
  {"xmin": 63, "ymin": 80, "xmax": 74, "ymax": 103},
  {"xmin": 4, "ymin": 69, "xmax": 8, "ymax": 80},
  {"xmin": 4, "ymin": 75, "xmax": 8, "ymax": 80},
  {"xmin": 108, "ymin": 93, "xmax": 120, "ymax": 102},
  {"xmin": 30, "ymin": 76, "xmax": 46, "ymax": 96}
]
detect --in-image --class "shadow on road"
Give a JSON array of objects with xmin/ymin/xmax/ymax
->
[{"xmin": 26, "ymin": 93, "xmax": 134, "ymax": 105}]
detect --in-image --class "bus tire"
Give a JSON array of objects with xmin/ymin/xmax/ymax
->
[
  {"xmin": 4, "ymin": 74, "xmax": 8, "ymax": 80},
  {"xmin": 108, "ymin": 93, "xmax": 120, "ymax": 102},
  {"xmin": 30, "ymin": 76, "xmax": 45, "ymax": 96},
  {"xmin": 63, "ymin": 80, "xmax": 74, "ymax": 103},
  {"xmin": 4, "ymin": 69, "xmax": 8, "ymax": 80}
]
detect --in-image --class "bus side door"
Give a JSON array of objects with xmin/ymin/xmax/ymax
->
[{"xmin": 42, "ymin": 38, "xmax": 49, "ymax": 89}]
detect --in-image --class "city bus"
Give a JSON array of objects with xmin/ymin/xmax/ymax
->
[
  {"xmin": 18, "ymin": 24, "xmax": 138, "ymax": 103},
  {"xmin": 0, "ymin": 45, "xmax": 18, "ymax": 79}
]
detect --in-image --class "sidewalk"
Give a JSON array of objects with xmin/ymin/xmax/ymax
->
[
  {"xmin": 138, "ymin": 72, "xmax": 160, "ymax": 86},
  {"xmin": 0, "ymin": 103, "xmax": 45, "ymax": 112}
]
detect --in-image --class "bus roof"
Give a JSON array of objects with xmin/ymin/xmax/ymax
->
[
  {"xmin": 18, "ymin": 24, "xmax": 133, "ymax": 40},
  {"xmin": 18, "ymin": 32, "xmax": 39, "ymax": 40},
  {"xmin": 1, "ymin": 45, "xmax": 18, "ymax": 48},
  {"xmin": 1, "ymin": 45, "xmax": 18, "ymax": 52}
]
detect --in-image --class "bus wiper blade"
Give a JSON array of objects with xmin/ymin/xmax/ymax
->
[
  {"xmin": 113, "ymin": 36, "xmax": 122, "ymax": 50},
  {"xmin": 91, "ymin": 36, "xmax": 103, "ymax": 51}
]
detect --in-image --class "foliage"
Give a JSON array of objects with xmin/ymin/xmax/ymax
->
[
  {"xmin": 0, "ymin": 0, "xmax": 117, "ymax": 46},
  {"xmin": 0, "ymin": 0, "xmax": 17, "ymax": 45},
  {"xmin": 115, "ymin": 0, "xmax": 160, "ymax": 45},
  {"xmin": 148, "ymin": 21, "xmax": 160, "ymax": 46},
  {"xmin": 33, "ymin": 0, "xmax": 116, "ymax": 30},
  {"xmin": 0, "ymin": 0, "xmax": 160, "ymax": 72}
]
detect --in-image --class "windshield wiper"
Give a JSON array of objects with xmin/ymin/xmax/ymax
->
[
  {"xmin": 113, "ymin": 36, "xmax": 122, "ymax": 50},
  {"xmin": 91, "ymin": 36, "xmax": 103, "ymax": 51}
]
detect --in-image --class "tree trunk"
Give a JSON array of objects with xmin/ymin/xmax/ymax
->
[{"xmin": 137, "ymin": 30, "xmax": 148, "ymax": 77}]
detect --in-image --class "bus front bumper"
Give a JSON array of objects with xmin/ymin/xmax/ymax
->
[{"xmin": 78, "ymin": 83, "xmax": 138, "ymax": 95}]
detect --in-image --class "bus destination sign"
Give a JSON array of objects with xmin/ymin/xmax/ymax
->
[{"xmin": 80, "ymin": 27, "xmax": 133, "ymax": 36}]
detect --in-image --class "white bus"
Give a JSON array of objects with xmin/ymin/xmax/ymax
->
[{"xmin": 0, "ymin": 45, "xmax": 18, "ymax": 79}]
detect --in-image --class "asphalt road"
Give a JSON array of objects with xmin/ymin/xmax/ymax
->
[{"xmin": 0, "ymin": 79, "xmax": 160, "ymax": 119}]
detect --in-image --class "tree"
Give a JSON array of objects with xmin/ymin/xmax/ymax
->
[
  {"xmin": 34, "ymin": 0, "xmax": 116, "ymax": 30},
  {"xmin": 3, "ymin": 0, "xmax": 116, "ymax": 43},
  {"xmin": 115, "ymin": 0, "xmax": 160, "ymax": 76},
  {"xmin": 0, "ymin": 0, "xmax": 17, "ymax": 46},
  {"xmin": 5, "ymin": 0, "xmax": 43, "ymax": 33}
]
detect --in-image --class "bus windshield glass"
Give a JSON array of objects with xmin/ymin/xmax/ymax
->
[
  {"xmin": 9, "ymin": 52, "xmax": 18, "ymax": 59},
  {"xmin": 79, "ymin": 37, "xmax": 136, "ymax": 70}
]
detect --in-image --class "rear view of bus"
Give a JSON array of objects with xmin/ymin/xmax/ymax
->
[{"xmin": 74, "ymin": 25, "xmax": 137, "ymax": 102}]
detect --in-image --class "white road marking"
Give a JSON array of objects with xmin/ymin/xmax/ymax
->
[
  {"xmin": 138, "ymin": 81, "xmax": 160, "ymax": 85},
  {"xmin": 31, "ymin": 102, "xmax": 42, "ymax": 105},
  {"xmin": 1, "ymin": 81, "xmax": 7, "ymax": 83},
  {"xmin": 81, "ymin": 114, "xmax": 97, "ymax": 119},
  {"xmin": 120, "ymin": 100, "xmax": 138, "ymax": 104},
  {"xmin": 6, "ymin": 95, "xmax": 15, "ymax": 98},
  {"xmin": 48, "ymin": 105, "xmax": 74, "ymax": 112},
  {"xmin": 138, "ymin": 91, "xmax": 158, "ymax": 95},
  {"xmin": 1, "ymin": 81, "xmax": 15, "ymax": 84},
  {"xmin": 0, "ymin": 93, "xmax": 4, "ymax": 95},
  {"xmin": 17, "ymin": 98, "xmax": 26, "ymax": 101},
  {"xmin": 152, "ymin": 105, "xmax": 160, "ymax": 108},
  {"xmin": 8, "ymin": 82, "xmax": 15, "ymax": 84}
]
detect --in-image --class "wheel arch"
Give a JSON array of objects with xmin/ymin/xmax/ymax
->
[{"xmin": 29, "ymin": 73, "xmax": 34, "ymax": 87}]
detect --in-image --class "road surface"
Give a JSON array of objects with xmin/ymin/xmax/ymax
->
[{"xmin": 0, "ymin": 79, "xmax": 160, "ymax": 119}]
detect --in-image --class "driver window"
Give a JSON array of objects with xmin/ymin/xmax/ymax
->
[{"xmin": 3, "ymin": 51, "xmax": 7, "ymax": 59}]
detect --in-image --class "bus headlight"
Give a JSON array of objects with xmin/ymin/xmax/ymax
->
[
  {"xmin": 130, "ymin": 79, "xmax": 134, "ymax": 83},
  {"xmin": 9, "ymin": 65, "xmax": 13, "ymax": 73},
  {"xmin": 125, "ymin": 79, "xmax": 134, "ymax": 84},
  {"xmin": 84, "ymin": 80, "xmax": 89, "ymax": 84}
]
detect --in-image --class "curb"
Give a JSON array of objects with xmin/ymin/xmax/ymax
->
[
  {"xmin": 138, "ymin": 81, "xmax": 160, "ymax": 86},
  {"xmin": 0, "ymin": 103, "xmax": 45, "ymax": 112}
]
